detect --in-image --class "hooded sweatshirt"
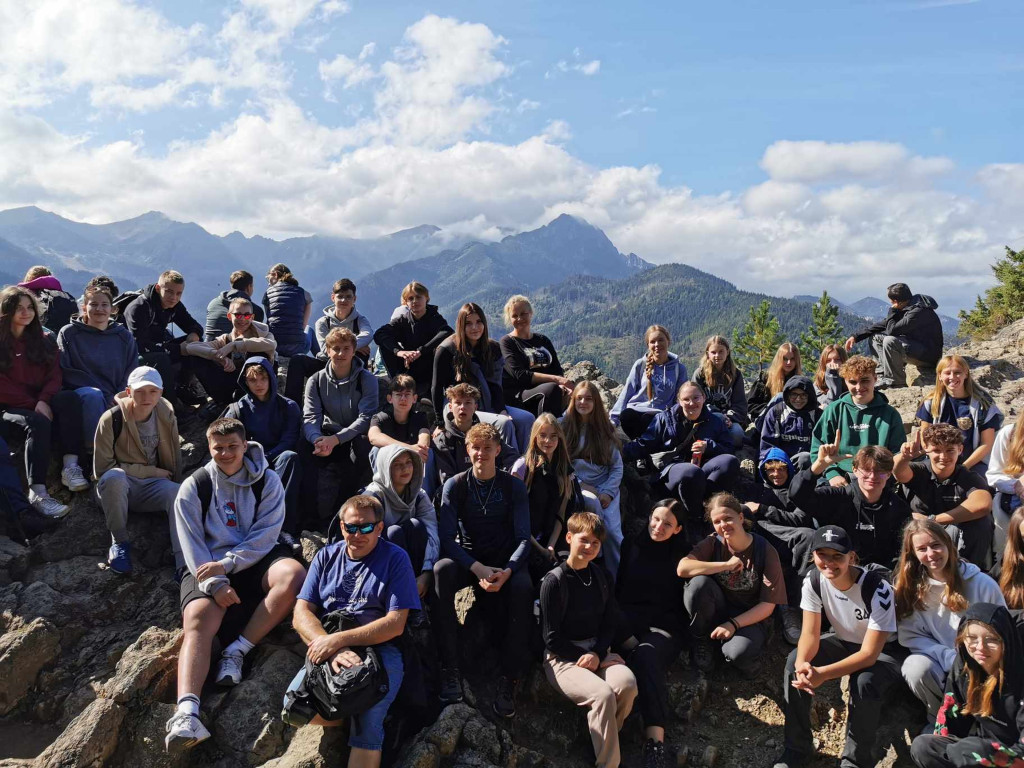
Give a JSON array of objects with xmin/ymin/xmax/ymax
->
[
  {"xmin": 314, "ymin": 305, "xmax": 374, "ymax": 360},
  {"xmin": 204, "ymin": 289, "xmax": 264, "ymax": 341},
  {"xmin": 853, "ymin": 294, "xmax": 944, "ymax": 365},
  {"xmin": 93, "ymin": 391, "xmax": 182, "ymax": 481},
  {"xmin": 931, "ymin": 603, "xmax": 1024, "ymax": 764},
  {"xmin": 622, "ymin": 403, "xmax": 734, "ymax": 468},
  {"xmin": 692, "ymin": 367, "xmax": 749, "ymax": 427},
  {"xmin": 224, "ymin": 357, "xmax": 301, "ymax": 462},
  {"xmin": 56, "ymin": 319, "xmax": 139, "ymax": 403},
  {"xmin": 0, "ymin": 335, "xmax": 61, "ymax": 409},
  {"xmin": 302, "ymin": 355, "xmax": 378, "ymax": 445},
  {"xmin": 751, "ymin": 447, "xmax": 813, "ymax": 527},
  {"xmin": 899, "ymin": 561, "xmax": 1005, "ymax": 674},
  {"xmin": 174, "ymin": 440, "xmax": 285, "ymax": 595},
  {"xmin": 428, "ymin": 406, "xmax": 519, "ymax": 498},
  {"xmin": 759, "ymin": 375, "xmax": 822, "ymax": 463},
  {"xmin": 123, "ymin": 283, "xmax": 204, "ymax": 354},
  {"xmin": 363, "ymin": 444, "xmax": 439, "ymax": 572},
  {"xmin": 373, "ymin": 304, "xmax": 453, "ymax": 389},
  {"xmin": 610, "ymin": 353, "xmax": 688, "ymax": 424},
  {"xmin": 810, "ymin": 390, "xmax": 906, "ymax": 481}
]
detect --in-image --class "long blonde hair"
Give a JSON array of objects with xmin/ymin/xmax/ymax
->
[
  {"xmin": 766, "ymin": 342, "xmax": 802, "ymax": 396},
  {"xmin": 1000, "ymin": 505, "xmax": 1024, "ymax": 610},
  {"xmin": 894, "ymin": 518, "xmax": 968, "ymax": 619},
  {"xmin": 957, "ymin": 619, "xmax": 1005, "ymax": 718},
  {"xmin": 522, "ymin": 413, "xmax": 574, "ymax": 502},
  {"xmin": 643, "ymin": 325, "xmax": 671, "ymax": 400},
  {"xmin": 928, "ymin": 355, "xmax": 992, "ymax": 419},
  {"xmin": 699, "ymin": 335, "xmax": 737, "ymax": 388},
  {"xmin": 1005, "ymin": 423, "xmax": 1024, "ymax": 477},
  {"xmin": 561, "ymin": 381, "xmax": 620, "ymax": 467}
]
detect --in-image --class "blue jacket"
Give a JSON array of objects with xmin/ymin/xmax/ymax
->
[
  {"xmin": 224, "ymin": 357, "xmax": 301, "ymax": 462},
  {"xmin": 751, "ymin": 447, "xmax": 812, "ymax": 527},
  {"xmin": 56, "ymin": 319, "xmax": 139, "ymax": 404},
  {"xmin": 262, "ymin": 281, "xmax": 309, "ymax": 357},
  {"xmin": 759, "ymin": 375, "xmax": 821, "ymax": 463},
  {"xmin": 623, "ymin": 403, "xmax": 734, "ymax": 466},
  {"xmin": 610, "ymin": 353, "xmax": 687, "ymax": 424}
]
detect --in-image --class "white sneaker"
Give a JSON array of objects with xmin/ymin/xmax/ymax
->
[
  {"xmin": 215, "ymin": 652, "xmax": 244, "ymax": 687},
  {"xmin": 28, "ymin": 491, "xmax": 69, "ymax": 519},
  {"xmin": 61, "ymin": 465, "xmax": 89, "ymax": 492},
  {"xmin": 164, "ymin": 711, "xmax": 210, "ymax": 753}
]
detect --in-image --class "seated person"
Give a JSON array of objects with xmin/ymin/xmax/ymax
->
[
  {"xmin": 185, "ymin": 297, "xmax": 277, "ymax": 409},
  {"xmin": 771, "ymin": 525, "xmax": 900, "ymax": 768},
  {"xmin": 791, "ymin": 443, "xmax": 911, "ymax": 571},
  {"xmin": 303, "ymin": 328, "xmax": 378, "ymax": 524},
  {"xmin": 424, "ymin": 383, "xmax": 519, "ymax": 502},
  {"xmin": 692, "ymin": 335, "xmax": 748, "ymax": 449},
  {"xmin": 499, "ymin": 295, "xmax": 572, "ymax": 417},
  {"xmin": 916, "ymin": 355, "xmax": 1002, "ymax": 476},
  {"xmin": 373, "ymin": 281, "xmax": 453, "ymax": 399},
  {"xmin": 204, "ymin": 270, "xmax": 264, "ymax": 341},
  {"xmin": 988, "ymin": 422, "xmax": 1024, "ymax": 569},
  {"xmin": 314, "ymin": 278, "xmax": 374, "ymax": 364},
  {"xmin": 809, "ymin": 355, "xmax": 905, "ymax": 487},
  {"xmin": 748, "ymin": 342, "xmax": 803, "ymax": 424},
  {"xmin": 677, "ymin": 493, "xmax": 786, "ymax": 676},
  {"xmin": 56, "ymin": 283, "xmax": 138, "ymax": 460},
  {"xmin": 759, "ymin": 375, "xmax": 821, "ymax": 464},
  {"xmin": 167, "ymin": 418, "xmax": 306, "ymax": 753},
  {"xmin": 94, "ymin": 367, "xmax": 183, "ymax": 575},
  {"xmin": 0, "ymin": 432, "xmax": 43, "ymax": 544},
  {"xmin": 894, "ymin": 423, "xmax": 995, "ymax": 569},
  {"xmin": 844, "ymin": 282, "xmax": 943, "ymax": 388},
  {"xmin": 289, "ymin": 494, "xmax": 419, "ymax": 768},
  {"xmin": 610, "ymin": 324, "xmax": 687, "ymax": 440},
  {"xmin": 363, "ymin": 444, "xmax": 439, "ymax": 600},
  {"xmin": 224, "ymin": 358, "xmax": 303, "ymax": 553},
  {"xmin": 540, "ymin": 511, "xmax": 637, "ymax": 768},
  {"xmin": 122, "ymin": 270, "xmax": 205, "ymax": 414},
  {"xmin": 433, "ymin": 423, "xmax": 532, "ymax": 716},
  {"xmin": 368, "ymin": 374, "xmax": 430, "ymax": 465},
  {"xmin": 18, "ymin": 265, "xmax": 78, "ymax": 332},
  {"xmin": 812, "ymin": 344, "xmax": 847, "ymax": 408},
  {"xmin": 909, "ymin": 604, "xmax": 1024, "ymax": 768}
]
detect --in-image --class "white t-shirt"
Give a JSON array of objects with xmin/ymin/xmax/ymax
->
[{"xmin": 800, "ymin": 568, "xmax": 896, "ymax": 644}]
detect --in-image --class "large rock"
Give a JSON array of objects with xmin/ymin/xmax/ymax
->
[
  {"xmin": 100, "ymin": 626, "xmax": 181, "ymax": 704},
  {"xmin": 0, "ymin": 536, "xmax": 29, "ymax": 584},
  {"xmin": 35, "ymin": 697, "xmax": 126, "ymax": 768},
  {"xmin": 113, "ymin": 701, "xmax": 188, "ymax": 768},
  {"xmin": 258, "ymin": 725, "xmax": 348, "ymax": 768},
  {"xmin": 0, "ymin": 616, "xmax": 61, "ymax": 715}
]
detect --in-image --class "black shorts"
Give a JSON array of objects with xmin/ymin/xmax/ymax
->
[{"xmin": 179, "ymin": 544, "xmax": 296, "ymax": 615}]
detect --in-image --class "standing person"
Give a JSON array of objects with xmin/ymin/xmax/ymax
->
[
  {"xmin": 122, "ymin": 270, "xmax": 205, "ymax": 415},
  {"xmin": 262, "ymin": 263, "xmax": 316, "ymax": 404},
  {"xmin": 812, "ymin": 344, "xmax": 848, "ymax": 408},
  {"xmin": 748, "ymin": 343, "xmax": 802, "ymax": 423},
  {"xmin": 499, "ymin": 295, "xmax": 572, "ymax": 417},
  {"xmin": 56, "ymin": 283, "xmax": 138, "ymax": 457},
  {"xmin": 204, "ymin": 270, "xmax": 264, "ymax": 341},
  {"xmin": 909, "ymin": 604, "xmax": 1024, "ymax": 768},
  {"xmin": 373, "ymin": 282, "xmax": 453, "ymax": 400},
  {"xmin": 0, "ymin": 286, "xmax": 84, "ymax": 517},
  {"xmin": 314, "ymin": 278, "xmax": 373, "ymax": 364},
  {"xmin": 94, "ymin": 366, "xmax": 183, "ymax": 575},
  {"xmin": 692, "ymin": 335, "xmax": 748, "ymax": 448},
  {"xmin": 562, "ymin": 381, "xmax": 625, "ymax": 577},
  {"xmin": 433, "ymin": 423, "xmax": 532, "ymax": 715},
  {"xmin": 18, "ymin": 266, "xmax": 78, "ymax": 332},
  {"xmin": 540, "ymin": 511, "xmax": 637, "ymax": 768},
  {"xmin": 433, "ymin": 302, "xmax": 534, "ymax": 451},
  {"xmin": 168, "ymin": 418, "xmax": 306, "ymax": 753},
  {"xmin": 894, "ymin": 519, "xmax": 1005, "ymax": 719},
  {"xmin": 916, "ymin": 355, "xmax": 1002, "ymax": 476},
  {"xmin": 770, "ymin": 525, "xmax": 901, "ymax": 768},
  {"xmin": 844, "ymin": 282, "xmax": 943, "ymax": 388},
  {"xmin": 677, "ymin": 493, "xmax": 786, "ymax": 675},
  {"xmin": 610, "ymin": 325, "xmax": 687, "ymax": 440},
  {"xmin": 988, "ymin": 422, "xmax": 1024, "ymax": 571}
]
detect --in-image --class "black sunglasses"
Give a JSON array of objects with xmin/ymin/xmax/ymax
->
[{"xmin": 343, "ymin": 522, "xmax": 377, "ymax": 535}]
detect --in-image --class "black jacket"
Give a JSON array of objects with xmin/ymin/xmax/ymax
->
[
  {"xmin": 853, "ymin": 294, "xmax": 943, "ymax": 364},
  {"xmin": 123, "ymin": 284, "xmax": 203, "ymax": 354},
  {"xmin": 374, "ymin": 306, "xmax": 453, "ymax": 392}
]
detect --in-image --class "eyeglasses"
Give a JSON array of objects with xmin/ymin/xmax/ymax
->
[
  {"xmin": 964, "ymin": 635, "xmax": 1002, "ymax": 650},
  {"xmin": 343, "ymin": 522, "xmax": 377, "ymax": 535},
  {"xmin": 232, "ymin": 313, "xmax": 254, "ymax": 320},
  {"xmin": 854, "ymin": 468, "xmax": 891, "ymax": 478}
]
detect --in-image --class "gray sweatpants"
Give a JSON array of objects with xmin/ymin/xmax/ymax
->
[
  {"xmin": 97, "ymin": 468, "xmax": 183, "ymax": 567},
  {"xmin": 871, "ymin": 334, "xmax": 933, "ymax": 386}
]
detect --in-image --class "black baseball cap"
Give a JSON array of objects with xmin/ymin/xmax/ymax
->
[{"xmin": 811, "ymin": 525, "xmax": 852, "ymax": 554}]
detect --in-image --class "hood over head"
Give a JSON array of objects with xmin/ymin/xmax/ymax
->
[
  {"xmin": 783, "ymin": 375, "xmax": 815, "ymax": 410},
  {"xmin": 368, "ymin": 443, "xmax": 425, "ymax": 513},
  {"xmin": 759, "ymin": 446, "xmax": 795, "ymax": 486},
  {"xmin": 237, "ymin": 356, "xmax": 279, "ymax": 401},
  {"xmin": 955, "ymin": 602, "xmax": 1024, "ymax": 693}
]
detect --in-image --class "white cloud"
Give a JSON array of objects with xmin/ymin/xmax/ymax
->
[
  {"xmin": 760, "ymin": 140, "xmax": 954, "ymax": 183},
  {"xmin": 546, "ymin": 48, "xmax": 602, "ymax": 78},
  {"xmin": 517, "ymin": 99, "xmax": 541, "ymax": 113}
]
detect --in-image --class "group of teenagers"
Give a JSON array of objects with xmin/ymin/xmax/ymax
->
[{"xmin": 2, "ymin": 268, "xmax": 1024, "ymax": 768}]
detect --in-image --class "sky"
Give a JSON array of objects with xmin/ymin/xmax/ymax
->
[{"xmin": 1, "ymin": 0, "xmax": 1023, "ymax": 313}]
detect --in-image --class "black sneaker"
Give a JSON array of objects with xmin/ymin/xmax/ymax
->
[
  {"xmin": 770, "ymin": 749, "xmax": 809, "ymax": 768},
  {"xmin": 493, "ymin": 675, "xmax": 517, "ymax": 718},
  {"xmin": 279, "ymin": 531, "xmax": 302, "ymax": 556},
  {"xmin": 691, "ymin": 637, "xmax": 717, "ymax": 675},
  {"xmin": 439, "ymin": 667, "xmax": 463, "ymax": 705},
  {"xmin": 642, "ymin": 738, "xmax": 667, "ymax": 768},
  {"xmin": 779, "ymin": 605, "xmax": 802, "ymax": 645}
]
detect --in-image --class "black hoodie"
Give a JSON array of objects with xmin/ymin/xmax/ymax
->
[
  {"xmin": 930, "ymin": 603, "xmax": 1024, "ymax": 765},
  {"xmin": 852, "ymin": 294, "xmax": 943, "ymax": 364},
  {"xmin": 373, "ymin": 305, "xmax": 453, "ymax": 393}
]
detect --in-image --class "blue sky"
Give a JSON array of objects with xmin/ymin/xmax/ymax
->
[{"xmin": 1, "ymin": 0, "xmax": 1022, "ymax": 311}]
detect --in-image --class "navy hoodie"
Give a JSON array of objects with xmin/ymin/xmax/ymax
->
[
  {"xmin": 224, "ymin": 357, "xmax": 301, "ymax": 462},
  {"xmin": 623, "ymin": 403, "xmax": 734, "ymax": 469},
  {"xmin": 759, "ymin": 375, "xmax": 821, "ymax": 463},
  {"xmin": 56, "ymin": 319, "xmax": 139, "ymax": 404}
]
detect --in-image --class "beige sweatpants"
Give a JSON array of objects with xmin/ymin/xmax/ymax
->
[{"xmin": 543, "ymin": 653, "xmax": 638, "ymax": 768}]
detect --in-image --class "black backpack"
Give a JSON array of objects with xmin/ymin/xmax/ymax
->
[
  {"xmin": 36, "ymin": 289, "xmax": 78, "ymax": 332},
  {"xmin": 191, "ymin": 466, "xmax": 265, "ymax": 525},
  {"xmin": 808, "ymin": 566, "xmax": 889, "ymax": 612},
  {"xmin": 111, "ymin": 290, "xmax": 144, "ymax": 321},
  {"xmin": 711, "ymin": 532, "xmax": 769, "ymax": 577}
]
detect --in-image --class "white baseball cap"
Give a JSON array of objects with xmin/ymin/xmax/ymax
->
[{"xmin": 127, "ymin": 366, "xmax": 163, "ymax": 391}]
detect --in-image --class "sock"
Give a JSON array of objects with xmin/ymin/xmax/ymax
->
[
  {"xmin": 62, "ymin": 454, "xmax": 79, "ymax": 469},
  {"xmin": 176, "ymin": 694, "xmax": 200, "ymax": 717},
  {"xmin": 30, "ymin": 484, "xmax": 48, "ymax": 498},
  {"xmin": 224, "ymin": 635, "xmax": 255, "ymax": 658}
]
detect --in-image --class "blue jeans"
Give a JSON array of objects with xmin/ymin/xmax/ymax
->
[
  {"xmin": 504, "ymin": 406, "xmax": 534, "ymax": 453},
  {"xmin": 74, "ymin": 386, "xmax": 107, "ymax": 450},
  {"xmin": 284, "ymin": 642, "xmax": 403, "ymax": 751}
]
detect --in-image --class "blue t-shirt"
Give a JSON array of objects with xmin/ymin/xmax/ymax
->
[
  {"xmin": 916, "ymin": 396, "xmax": 1003, "ymax": 456},
  {"xmin": 298, "ymin": 539, "xmax": 420, "ymax": 625}
]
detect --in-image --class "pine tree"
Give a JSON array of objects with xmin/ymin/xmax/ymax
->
[
  {"xmin": 798, "ymin": 290, "xmax": 845, "ymax": 362},
  {"xmin": 733, "ymin": 299, "xmax": 784, "ymax": 377},
  {"xmin": 959, "ymin": 246, "xmax": 1024, "ymax": 339}
]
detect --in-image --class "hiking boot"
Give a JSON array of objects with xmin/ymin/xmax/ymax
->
[
  {"xmin": 107, "ymin": 541, "xmax": 133, "ymax": 575},
  {"xmin": 165, "ymin": 712, "xmax": 210, "ymax": 753},
  {"xmin": 642, "ymin": 738, "xmax": 667, "ymax": 768},
  {"xmin": 769, "ymin": 749, "xmax": 809, "ymax": 768},
  {"xmin": 493, "ymin": 675, "xmax": 517, "ymax": 718},
  {"xmin": 61, "ymin": 464, "xmax": 90, "ymax": 492},
  {"xmin": 691, "ymin": 637, "xmax": 717, "ymax": 675},
  {"xmin": 779, "ymin": 605, "xmax": 802, "ymax": 645},
  {"xmin": 215, "ymin": 652, "xmax": 245, "ymax": 687},
  {"xmin": 278, "ymin": 531, "xmax": 302, "ymax": 556},
  {"xmin": 29, "ymin": 490, "xmax": 69, "ymax": 519},
  {"xmin": 439, "ymin": 666, "xmax": 464, "ymax": 705}
]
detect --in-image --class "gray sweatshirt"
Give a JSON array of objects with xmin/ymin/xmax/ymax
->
[
  {"xmin": 302, "ymin": 356, "xmax": 378, "ymax": 445},
  {"xmin": 314, "ymin": 305, "xmax": 374, "ymax": 359},
  {"xmin": 174, "ymin": 441, "xmax": 285, "ymax": 595}
]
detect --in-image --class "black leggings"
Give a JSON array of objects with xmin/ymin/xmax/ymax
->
[
  {"xmin": 627, "ymin": 628, "xmax": 683, "ymax": 729},
  {"xmin": 619, "ymin": 408, "xmax": 657, "ymax": 440},
  {"xmin": 1, "ymin": 392, "xmax": 83, "ymax": 484},
  {"xmin": 513, "ymin": 382, "xmax": 565, "ymax": 417}
]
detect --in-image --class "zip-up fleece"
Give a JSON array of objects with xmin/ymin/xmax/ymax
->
[
  {"xmin": 314, "ymin": 305, "xmax": 374, "ymax": 360},
  {"xmin": 93, "ymin": 391, "xmax": 181, "ymax": 481},
  {"xmin": 610, "ymin": 353, "xmax": 687, "ymax": 424},
  {"xmin": 302, "ymin": 356, "xmax": 378, "ymax": 445},
  {"xmin": 810, "ymin": 390, "xmax": 906, "ymax": 480}
]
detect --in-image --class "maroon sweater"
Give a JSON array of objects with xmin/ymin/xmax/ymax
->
[{"xmin": 0, "ymin": 336, "xmax": 62, "ymax": 409}]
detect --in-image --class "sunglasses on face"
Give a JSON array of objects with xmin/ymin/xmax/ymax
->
[
  {"xmin": 232, "ymin": 313, "xmax": 254, "ymax": 320},
  {"xmin": 343, "ymin": 522, "xmax": 377, "ymax": 535}
]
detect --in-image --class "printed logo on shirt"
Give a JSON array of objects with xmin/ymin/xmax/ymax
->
[
  {"xmin": 224, "ymin": 501, "xmax": 238, "ymax": 528},
  {"xmin": 523, "ymin": 346, "xmax": 553, "ymax": 370},
  {"xmin": 851, "ymin": 424, "xmax": 869, "ymax": 432},
  {"xmin": 957, "ymin": 415, "xmax": 974, "ymax": 432}
]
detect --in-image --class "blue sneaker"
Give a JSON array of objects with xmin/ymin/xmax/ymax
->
[{"xmin": 108, "ymin": 542, "xmax": 132, "ymax": 575}]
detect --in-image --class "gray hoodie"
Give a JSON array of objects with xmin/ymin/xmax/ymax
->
[
  {"xmin": 174, "ymin": 440, "xmax": 285, "ymax": 596},
  {"xmin": 314, "ymin": 305, "xmax": 374, "ymax": 360},
  {"xmin": 363, "ymin": 444, "xmax": 439, "ymax": 572},
  {"xmin": 302, "ymin": 355, "xmax": 378, "ymax": 445}
]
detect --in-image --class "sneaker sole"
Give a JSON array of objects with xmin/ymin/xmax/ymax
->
[
  {"xmin": 492, "ymin": 703, "xmax": 515, "ymax": 718},
  {"xmin": 215, "ymin": 673, "xmax": 241, "ymax": 687},
  {"xmin": 107, "ymin": 563, "xmax": 132, "ymax": 576},
  {"xmin": 165, "ymin": 732, "xmax": 209, "ymax": 754},
  {"xmin": 439, "ymin": 694, "xmax": 464, "ymax": 705}
]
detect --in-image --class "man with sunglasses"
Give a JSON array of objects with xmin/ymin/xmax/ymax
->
[
  {"xmin": 204, "ymin": 270, "xmax": 265, "ymax": 341},
  {"xmin": 290, "ymin": 494, "xmax": 419, "ymax": 768}
]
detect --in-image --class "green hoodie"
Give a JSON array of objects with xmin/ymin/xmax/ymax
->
[{"xmin": 810, "ymin": 390, "xmax": 906, "ymax": 479}]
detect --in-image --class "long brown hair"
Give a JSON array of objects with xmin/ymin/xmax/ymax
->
[
  {"xmin": 894, "ymin": 518, "xmax": 968, "ymax": 619},
  {"xmin": 957, "ymin": 619, "xmax": 1004, "ymax": 718},
  {"xmin": 522, "ymin": 413, "xmax": 574, "ymax": 503},
  {"xmin": 453, "ymin": 303, "xmax": 493, "ymax": 383},
  {"xmin": 1003, "ymin": 423, "xmax": 1024, "ymax": 477},
  {"xmin": 0, "ymin": 287, "xmax": 56, "ymax": 371},
  {"xmin": 766, "ymin": 342, "xmax": 802, "ymax": 396},
  {"xmin": 814, "ymin": 344, "xmax": 847, "ymax": 393},
  {"xmin": 643, "ymin": 325, "xmax": 671, "ymax": 400},
  {"xmin": 928, "ymin": 355, "xmax": 992, "ymax": 419},
  {"xmin": 562, "ymin": 380, "xmax": 620, "ymax": 466},
  {"xmin": 1000, "ymin": 505, "xmax": 1024, "ymax": 610},
  {"xmin": 267, "ymin": 263, "xmax": 298, "ymax": 285},
  {"xmin": 699, "ymin": 335, "xmax": 737, "ymax": 388}
]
